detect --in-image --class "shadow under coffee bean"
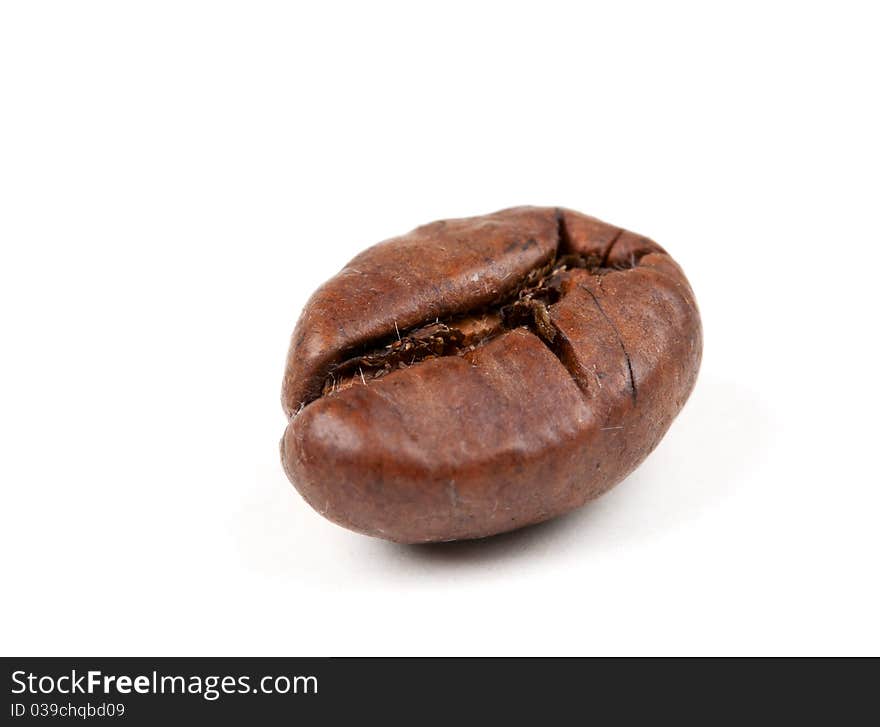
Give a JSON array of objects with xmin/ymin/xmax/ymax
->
[{"xmin": 280, "ymin": 207, "xmax": 702, "ymax": 543}]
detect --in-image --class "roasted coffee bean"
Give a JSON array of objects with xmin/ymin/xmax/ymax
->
[{"xmin": 281, "ymin": 207, "xmax": 702, "ymax": 543}]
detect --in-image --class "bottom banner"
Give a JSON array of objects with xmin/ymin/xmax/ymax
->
[{"xmin": 2, "ymin": 657, "xmax": 873, "ymax": 723}]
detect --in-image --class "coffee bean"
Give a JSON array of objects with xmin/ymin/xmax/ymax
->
[{"xmin": 281, "ymin": 207, "xmax": 702, "ymax": 543}]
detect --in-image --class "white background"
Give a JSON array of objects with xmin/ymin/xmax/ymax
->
[{"xmin": 2, "ymin": 2, "xmax": 878, "ymax": 656}]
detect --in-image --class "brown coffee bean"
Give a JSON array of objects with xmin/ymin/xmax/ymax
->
[{"xmin": 281, "ymin": 207, "xmax": 702, "ymax": 543}]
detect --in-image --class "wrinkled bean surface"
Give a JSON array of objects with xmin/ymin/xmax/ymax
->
[{"xmin": 281, "ymin": 207, "xmax": 702, "ymax": 543}]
